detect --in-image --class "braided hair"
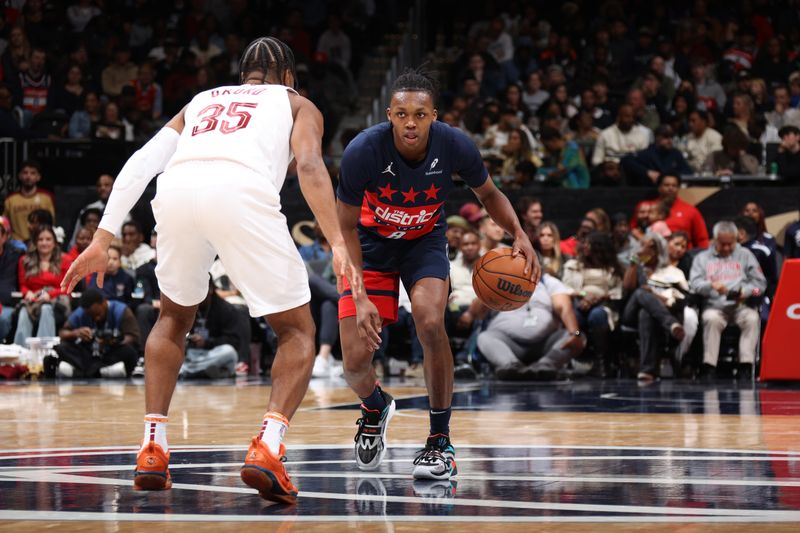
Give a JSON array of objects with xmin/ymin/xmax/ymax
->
[
  {"xmin": 239, "ymin": 37, "xmax": 297, "ymax": 88},
  {"xmin": 390, "ymin": 66, "xmax": 438, "ymax": 104}
]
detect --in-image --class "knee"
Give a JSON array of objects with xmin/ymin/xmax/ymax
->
[
  {"xmin": 702, "ymin": 310, "xmax": 727, "ymax": 330},
  {"xmin": 739, "ymin": 308, "xmax": 760, "ymax": 330},
  {"xmin": 39, "ymin": 303, "xmax": 54, "ymax": 317},
  {"xmin": 414, "ymin": 314, "xmax": 447, "ymax": 346},
  {"xmin": 587, "ymin": 307, "xmax": 609, "ymax": 329}
]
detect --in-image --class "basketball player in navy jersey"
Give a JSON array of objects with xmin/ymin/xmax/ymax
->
[{"xmin": 337, "ymin": 68, "xmax": 540, "ymax": 480}]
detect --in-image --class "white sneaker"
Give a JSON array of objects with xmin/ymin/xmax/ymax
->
[
  {"xmin": 312, "ymin": 354, "xmax": 331, "ymax": 378},
  {"xmin": 329, "ymin": 359, "xmax": 344, "ymax": 377},
  {"xmin": 57, "ymin": 361, "xmax": 74, "ymax": 378},
  {"xmin": 100, "ymin": 361, "xmax": 127, "ymax": 378}
]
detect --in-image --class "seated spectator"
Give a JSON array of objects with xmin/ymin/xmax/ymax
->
[
  {"xmin": 765, "ymin": 84, "xmax": 800, "ymax": 130},
  {"xmin": 537, "ymin": 127, "xmax": 590, "ymax": 188},
  {"xmin": 179, "ymin": 279, "xmax": 242, "ymax": 379},
  {"xmin": 631, "ymin": 174, "xmax": 710, "ymax": 249},
  {"xmin": 683, "ymin": 110, "xmax": 723, "ymax": 173},
  {"xmin": 727, "ymin": 92, "xmax": 758, "ymax": 141},
  {"xmin": 562, "ymin": 232, "xmax": 623, "ymax": 374},
  {"xmin": 622, "ymin": 233, "xmax": 694, "ymax": 383},
  {"xmin": 785, "ymin": 206, "xmax": 800, "ymax": 259},
  {"xmin": 499, "ymin": 128, "xmax": 541, "ymax": 185},
  {"xmin": 88, "ymin": 240, "xmax": 134, "ymax": 306},
  {"xmin": 47, "ymin": 64, "xmax": 85, "ymax": 116},
  {"xmin": 691, "ymin": 60, "xmax": 726, "ymax": 112},
  {"xmin": 68, "ymin": 91, "xmax": 101, "ymax": 139},
  {"xmin": 54, "ymin": 289, "xmax": 140, "ymax": 378},
  {"xmin": 611, "ymin": 212, "xmax": 640, "ymax": 268},
  {"xmin": 94, "ymin": 101, "xmax": 126, "ymax": 141},
  {"xmin": 516, "ymin": 196, "xmax": 543, "ymax": 246},
  {"xmin": 120, "ymin": 220, "xmax": 156, "ymax": 273},
  {"xmin": 447, "ymin": 229, "xmax": 487, "ymax": 377},
  {"xmin": 591, "ymin": 104, "xmax": 652, "ymax": 185},
  {"xmin": 586, "ymin": 207, "xmax": 611, "ymax": 234},
  {"xmin": 703, "ymin": 127, "xmax": 758, "ymax": 176},
  {"xmin": 690, "ymin": 221, "xmax": 767, "ymax": 380},
  {"xmin": 630, "ymin": 201, "xmax": 654, "ymax": 241},
  {"xmin": 26, "ymin": 209, "xmax": 61, "ymax": 246},
  {"xmin": 668, "ymin": 231, "xmax": 693, "ymax": 279},
  {"xmin": 478, "ymin": 212, "xmax": 508, "ymax": 253},
  {"xmin": 568, "ymin": 108, "xmax": 601, "ymax": 161},
  {"xmin": 69, "ymin": 174, "xmax": 125, "ymax": 247},
  {"xmin": 102, "ymin": 46, "xmax": 138, "ymax": 98},
  {"xmin": 521, "ymin": 71, "xmax": 549, "ymax": 116},
  {"xmin": 621, "ymin": 125, "xmax": 692, "ymax": 185},
  {"xmin": 298, "ymin": 221, "xmax": 332, "ymax": 264},
  {"xmin": 0, "ymin": 220, "xmax": 21, "ymax": 341},
  {"xmin": 445, "ymin": 215, "xmax": 470, "ymax": 261},
  {"xmin": 309, "ymin": 268, "xmax": 342, "ymax": 379},
  {"xmin": 130, "ymin": 61, "xmax": 163, "ymax": 121},
  {"xmin": 538, "ymin": 221, "xmax": 569, "ymax": 278},
  {"xmin": 477, "ymin": 273, "xmax": 585, "ymax": 380},
  {"xmin": 648, "ymin": 202, "xmax": 673, "ymax": 238},
  {"xmin": 134, "ymin": 232, "xmax": 159, "ymax": 347},
  {"xmin": 628, "ymin": 85, "xmax": 662, "ymax": 132},
  {"xmin": 560, "ymin": 216, "xmax": 597, "ymax": 257},
  {"xmin": 3, "ymin": 160, "xmax": 55, "ymax": 242},
  {"xmin": 775, "ymin": 125, "xmax": 800, "ymax": 183},
  {"xmin": 736, "ymin": 216, "xmax": 778, "ymax": 303},
  {"xmin": 14, "ymin": 226, "xmax": 72, "ymax": 346},
  {"xmin": 740, "ymin": 201, "xmax": 778, "ymax": 254},
  {"xmin": 483, "ymin": 107, "xmax": 535, "ymax": 161},
  {"xmin": 65, "ymin": 226, "xmax": 93, "ymax": 262}
]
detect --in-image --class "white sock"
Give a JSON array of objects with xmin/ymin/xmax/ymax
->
[
  {"xmin": 258, "ymin": 412, "xmax": 289, "ymax": 456},
  {"xmin": 142, "ymin": 414, "xmax": 168, "ymax": 451}
]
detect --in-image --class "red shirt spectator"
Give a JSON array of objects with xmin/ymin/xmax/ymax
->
[
  {"xmin": 631, "ymin": 175, "xmax": 709, "ymax": 249},
  {"xmin": 18, "ymin": 254, "xmax": 72, "ymax": 299}
]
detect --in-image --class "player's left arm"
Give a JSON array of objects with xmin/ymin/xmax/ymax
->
[
  {"xmin": 472, "ymin": 179, "xmax": 540, "ymax": 281},
  {"xmin": 61, "ymin": 107, "xmax": 186, "ymax": 293}
]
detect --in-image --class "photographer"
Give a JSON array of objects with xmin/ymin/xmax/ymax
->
[
  {"xmin": 54, "ymin": 289, "xmax": 140, "ymax": 378},
  {"xmin": 178, "ymin": 279, "xmax": 242, "ymax": 379}
]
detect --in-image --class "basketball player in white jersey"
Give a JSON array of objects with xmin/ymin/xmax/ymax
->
[{"xmin": 61, "ymin": 37, "xmax": 382, "ymax": 505}]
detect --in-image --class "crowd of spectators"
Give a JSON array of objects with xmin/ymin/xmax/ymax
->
[
  {"xmin": 0, "ymin": 0, "xmax": 379, "ymax": 149},
  {"xmin": 429, "ymin": 0, "xmax": 800, "ymax": 187}
]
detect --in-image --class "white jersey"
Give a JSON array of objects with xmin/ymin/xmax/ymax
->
[{"xmin": 166, "ymin": 84, "xmax": 295, "ymax": 193}]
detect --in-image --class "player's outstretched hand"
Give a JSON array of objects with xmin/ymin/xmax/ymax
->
[
  {"xmin": 333, "ymin": 244, "xmax": 382, "ymax": 351},
  {"xmin": 512, "ymin": 232, "xmax": 541, "ymax": 284},
  {"xmin": 61, "ymin": 240, "xmax": 109, "ymax": 293}
]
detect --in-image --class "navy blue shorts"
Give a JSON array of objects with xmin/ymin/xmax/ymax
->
[
  {"xmin": 360, "ymin": 230, "xmax": 450, "ymax": 289},
  {"xmin": 338, "ymin": 230, "xmax": 449, "ymax": 325}
]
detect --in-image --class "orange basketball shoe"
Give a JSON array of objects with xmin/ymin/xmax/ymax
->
[
  {"xmin": 240, "ymin": 437, "xmax": 298, "ymax": 504},
  {"xmin": 134, "ymin": 442, "xmax": 172, "ymax": 490}
]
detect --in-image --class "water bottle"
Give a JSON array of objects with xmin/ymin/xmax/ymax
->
[
  {"xmin": 132, "ymin": 280, "xmax": 145, "ymax": 300},
  {"xmin": 769, "ymin": 161, "xmax": 778, "ymax": 180}
]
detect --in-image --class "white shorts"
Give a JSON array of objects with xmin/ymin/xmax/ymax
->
[{"xmin": 151, "ymin": 162, "xmax": 310, "ymax": 317}]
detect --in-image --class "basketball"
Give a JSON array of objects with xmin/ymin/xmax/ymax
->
[{"xmin": 472, "ymin": 248, "xmax": 537, "ymax": 311}]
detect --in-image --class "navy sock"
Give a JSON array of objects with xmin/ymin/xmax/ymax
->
[
  {"xmin": 360, "ymin": 385, "xmax": 387, "ymax": 411},
  {"xmin": 429, "ymin": 407, "xmax": 451, "ymax": 436}
]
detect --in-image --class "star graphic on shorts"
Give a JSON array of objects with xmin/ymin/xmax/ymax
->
[
  {"xmin": 401, "ymin": 187, "xmax": 420, "ymax": 203},
  {"xmin": 423, "ymin": 183, "xmax": 441, "ymax": 200},
  {"xmin": 377, "ymin": 183, "xmax": 397, "ymax": 200}
]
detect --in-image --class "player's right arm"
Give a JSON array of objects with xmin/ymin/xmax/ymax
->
[
  {"xmin": 61, "ymin": 108, "xmax": 187, "ymax": 293},
  {"xmin": 290, "ymin": 94, "xmax": 381, "ymax": 350}
]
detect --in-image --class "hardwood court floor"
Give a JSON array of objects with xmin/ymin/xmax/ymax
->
[{"xmin": 2, "ymin": 377, "xmax": 800, "ymax": 531}]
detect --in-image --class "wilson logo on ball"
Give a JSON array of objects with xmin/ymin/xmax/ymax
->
[{"xmin": 496, "ymin": 279, "xmax": 533, "ymax": 298}]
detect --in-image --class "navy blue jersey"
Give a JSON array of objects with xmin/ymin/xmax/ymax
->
[{"xmin": 337, "ymin": 121, "xmax": 487, "ymax": 240}]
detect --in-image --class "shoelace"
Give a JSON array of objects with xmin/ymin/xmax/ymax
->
[
  {"xmin": 354, "ymin": 413, "xmax": 382, "ymax": 442},
  {"xmin": 413, "ymin": 446, "xmax": 447, "ymax": 466}
]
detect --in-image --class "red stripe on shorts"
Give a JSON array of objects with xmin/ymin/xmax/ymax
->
[{"xmin": 338, "ymin": 271, "xmax": 400, "ymax": 325}]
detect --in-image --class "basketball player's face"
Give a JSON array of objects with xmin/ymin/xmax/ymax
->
[{"xmin": 387, "ymin": 91, "xmax": 437, "ymax": 157}]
